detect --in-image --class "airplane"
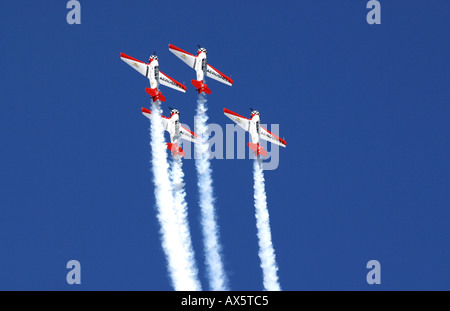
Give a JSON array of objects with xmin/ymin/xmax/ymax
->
[
  {"xmin": 168, "ymin": 44, "xmax": 233, "ymax": 95},
  {"xmin": 120, "ymin": 52, "xmax": 187, "ymax": 102},
  {"xmin": 141, "ymin": 107, "xmax": 199, "ymax": 158},
  {"xmin": 223, "ymin": 107, "xmax": 287, "ymax": 157}
]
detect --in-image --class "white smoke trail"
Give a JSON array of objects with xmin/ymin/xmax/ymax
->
[
  {"xmin": 253, "ymin": 158, "xmax": 281, "ymax": 291},
  {"xmin": 169, "ymin": 157, "xmax": 201, "ymax": 289},
  {"xmin": 195, "ymin": 94, "xmax": 229, "ymax": 291},
  {"xmin": 148, "ymin": 102, "xmax": 201, "ymax": 291}
]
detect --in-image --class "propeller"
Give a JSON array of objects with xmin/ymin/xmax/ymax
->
[
  {"xmin": 249, "ymin": 107, "xmax": 260, "ymax": 115},
  {"xmin": 197, "ymin": 44, "xmax": 206, "ymax": 54},
  {"xmin": 149, "ymin": 51, "xmax": 157, "ymax": 61}
]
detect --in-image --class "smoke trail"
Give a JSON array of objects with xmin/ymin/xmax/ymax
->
[
  {"xmin": 148, "ymin": 102, "xmax": 201, "ymax": 291},
  {"xmin": 169, "ymin": 157, "xmax": 201, "ymax": 289},
  {"xmin": 253, "ymin": 158, "xmax": 281, "ymax": 291},
  {"xmin": 195, "ymin": 94, "xmax": 229, "ymax": 291}
]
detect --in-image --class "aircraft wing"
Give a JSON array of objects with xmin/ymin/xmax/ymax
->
[
  {"xmin": 159, "ymin": 71, "xmax": 187, "ymax": 93},
  {"xmin": 259, "ymin": 126, "xmax": 287, "ymax": 147},
  {"xmin": 179, "ymin": 125, "xmax": 198, "ymax": 144},
  {"xmin": 223, "ymin": 108, "xmax": 250, "ymax": 132},
  {"xmin": 168, "ymin": 44, "xmax": 196, "ymax": 68},
  {"xmin": 121, "ymin": 53, "xmax": 149, "ymax": 77},
  {"xmin": 206, "ymin": 64, "xmax": 233, "ymax": 86},
  {"xmin": 141, "ymin": 108, "xmax": 169, "ymax": 130}
]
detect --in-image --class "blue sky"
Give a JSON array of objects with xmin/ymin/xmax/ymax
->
[{"xmin": 0, "ymin": 1, "xmax": 449, "ymax": 290}]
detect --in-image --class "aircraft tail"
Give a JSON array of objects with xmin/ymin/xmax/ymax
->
[
  {"xmin": 191, "ymin": 80, "xmax": 211, "ymax": 95},
  {"xmin": 145, "ymin": 87, "xmax": 166, "ymax": 102},
  {"xmin": 167, "ymin": 142, "xmax": 185, "ymax": 158},
  {"xmin": 248, "ymin": 143, "xmax": 267, "ymax": 157}
]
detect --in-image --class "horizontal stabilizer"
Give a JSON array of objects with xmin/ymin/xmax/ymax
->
[
  {"xmin": 248, "ymin": 143, "xmax": 268, "ymax": 157},
  {"xmin": 191, "ymin": 80, "xmax": 211, "ymax": 95},
  {"xmin": 145, "ymin": 87, "xmax": 166, "ymax": 102},
  {"xmin": 191, "ymin": 79, "xmax": 202, "ymax": 89},
  {"xmin": 167, "ymin": 142, "xmax": 185, "ymax": 158}
]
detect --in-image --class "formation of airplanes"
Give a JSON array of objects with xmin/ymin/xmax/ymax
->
[{"xmin": 121, "ymin": 44, "xmax": 286, "ymax": 158}]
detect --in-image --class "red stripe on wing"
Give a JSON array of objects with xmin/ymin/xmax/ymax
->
[
  {"xmin": 223, "ymin": 108, "xmax": 250, "ymax": 120},
  {"xmin": 141, "ymin": 107, "xmax": 169, "ymax": 119},
  {"xmin": 181, "ymin": 125, "xmax": 198, "ymax": 138},
  {"xmin": 168, "ymin": 44, "xmax": 195, "ymax": 57},
  {"xmin": 121, "ymin": 53, "xmax": 146, "ymax": 64},
  {"xmin": 161, "ymin": 72, "xmax": 187, "ymax": 91},
  {"xmin": 260, "ymin": 126, "xmax": 287, "ymax": 146},
  {"xmin": 208, "ymin": 64, "xmax": 233, "ymax": 85}
]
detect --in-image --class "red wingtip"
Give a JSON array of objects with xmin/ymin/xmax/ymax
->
[{"xmin": 142, "ymin": 107, "xmax": 151, "ymax": 114}]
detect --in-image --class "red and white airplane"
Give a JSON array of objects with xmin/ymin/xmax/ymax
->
[
  {"xmin": 223, "ymin": 108, "xmax": 287, "ymax": 157},
  {"xmin": 120, "ymin": 52, "xmax": 186, "ymax": 102},
  {"xmin": 168, "ymin": 44, "xmax": 233, "ymax": 95},
  {"xmin": 142, "ymin": 107, "xmax": 199, "ymax": 158}
]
